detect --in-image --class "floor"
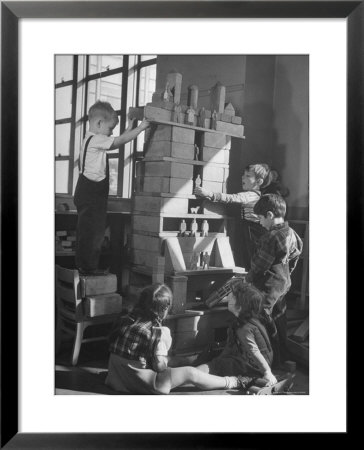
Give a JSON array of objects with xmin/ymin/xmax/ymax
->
[{"xmin": 55, "ymin": 340, "xmax": 309, "ymax": 395}]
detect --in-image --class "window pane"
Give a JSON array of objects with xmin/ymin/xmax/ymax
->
[
  {"xmin": 108, "ymin": 158, "xmax": 119, "ymax": 195},
  {"xmin": 138, "ymin": 64, "xmax": 156, "ymax": 106},
  {"xmin": 87, "ymin": 73, "xmax": 122, "ymax": 111},
  {"xmin": 141, "ymin": 55, "xmax": 157, "ymax": 62},
  {"xmin": 56, "ymin": 86, "xmax": 72, "ymax": 119},
  {"xmin": 89, "ymin": 55, "xmax": 123, "ymax": 74},
  {"xmin": 55, "ymin": 123, "xmax": 71, "ymax": 156},
  {"xmin": 136, "ymin": 131, "xmax": 146, "ymax": 153},
  {"xmin": 55, "ymin": 55, "xmax": 73, "ymax": 83},
  {"xmin": 56, "ymin": 160, "xmax": 69, "ymax": 193}
]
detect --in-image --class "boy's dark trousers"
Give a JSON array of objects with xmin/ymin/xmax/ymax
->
[{"xmin": 74, "ymin": 173, "xmax": 109, "ymax": 272}]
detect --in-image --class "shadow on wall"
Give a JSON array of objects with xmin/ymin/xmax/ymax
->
[{"xmin": 271, "ymin": 60, "xmax": 309, "ymax": 212}]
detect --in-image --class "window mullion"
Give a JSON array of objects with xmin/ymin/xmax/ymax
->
[
  {"xmin": 67, "ymin": 55, "xmax": 78, "ymax": 195},
  {"xmin": 117, "ymin": 56, "xmax": 129, "ymax": 197}
]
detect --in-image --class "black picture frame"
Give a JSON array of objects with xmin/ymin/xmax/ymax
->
[{"xmin": 1, "ymin": 1, "xmax": 360, "ymax": 447}]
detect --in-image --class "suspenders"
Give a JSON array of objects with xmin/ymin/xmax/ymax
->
[{"xmin": 78, "ymin": 135, "xmax": 109, "ymax": 178}]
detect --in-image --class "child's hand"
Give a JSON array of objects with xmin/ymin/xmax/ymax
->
[
  {"xmin": 126, "ymin": 117, "xmax": 136, "ymax": 131},
  {"xmin": 139, "ymin": 119, "xmax": 151, "ymax": 131},
  {"xmin": 194, "ymin": 187, "xmax": 212, "ymax": 198},
  {"xmin": 262, "ymin": 370, "xmax": 277, "ymax": 386}
]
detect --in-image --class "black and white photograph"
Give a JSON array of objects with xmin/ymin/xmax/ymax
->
[{"xmin": 55, "ymin": 54, "xmax": 309, "ymax": 396}]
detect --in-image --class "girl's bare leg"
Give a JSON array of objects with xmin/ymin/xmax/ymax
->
[{"xmin": 169, "ymin": 366, "xmax": 232, "ymax": 390}]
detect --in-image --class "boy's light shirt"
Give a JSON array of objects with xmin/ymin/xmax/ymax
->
[{"xmin": 80, "ymin": 131, "xmax": 114, "ymax": 182}]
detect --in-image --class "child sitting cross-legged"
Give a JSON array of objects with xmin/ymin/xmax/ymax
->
[
  {"xmin": 195, "ymin": 279, "xmax": 277, "ymax": 386},
  {"xmin": 105, "ymin": 284, "xmax": 251, "ymax": 394}
]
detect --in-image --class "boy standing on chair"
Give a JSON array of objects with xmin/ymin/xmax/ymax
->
[
  {"xmin": 74, "ymin": 101, "xmax": 150, "ymax": 276},
  {"xmin": 245, "ymin": 194, "xmax": 303, "ymax": 367}
]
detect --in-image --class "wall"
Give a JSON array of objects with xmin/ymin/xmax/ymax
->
[{"xmin": 272, "ymin": 55, "xmax": 309, "ymax": 218}]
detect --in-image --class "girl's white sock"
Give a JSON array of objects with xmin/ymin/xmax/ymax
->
[{"xmin": 224, "ymin": 376, "xmax": 239, "ymax": 389}]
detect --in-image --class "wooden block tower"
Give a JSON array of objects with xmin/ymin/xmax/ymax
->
[{"xmin": 129, "ymin": 72, "xmax": 245, "ymax": 316}]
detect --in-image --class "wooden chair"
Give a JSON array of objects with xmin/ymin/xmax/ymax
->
[{"xmin": 55, "ymin": 265, "xmax": 123, "ymax": 366}]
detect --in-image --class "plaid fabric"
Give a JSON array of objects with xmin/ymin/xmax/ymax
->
[
  {"xmin": 109, "ymin": 313, "xmax": 161, "ymax": 368},
  {"xmin": 249, "ymin": 222, "xmax": 303, "ymax": 276},
  {"xmin": 211, "ymin": 190, "xmax": 261, "ymax": 222}
]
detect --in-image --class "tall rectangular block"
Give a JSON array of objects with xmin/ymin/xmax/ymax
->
[
  {"xmin": 203, "ymin": 166, "xmax": 225, "ymax": 182},
  {"xmin": 201, "ymin": 147, "xmax": 229, "ymax": 164},
  {"xmin": 201, "ymin": 133, "xmax": 231, "ymax": 149},
  {"xmin": 202, "ymin": 180, "xmax": 224, "ymax": 193},
  {"xmin": 132, "ymin": 215, "xmax": 163, "ymax": 234},
  {"xmin": 150, "ymin": 125, "xmax": 195, "ymax": 144},
  {"xmin": 145, "ymin": 141, "xmax": 194, "ymax": 160},
  {"xmin": 130, "ymin": 234, "xmax": 161, "ymax": 252},
  {"xmin": 80, "ymin": 274, "xmax": 117, "ymax": 297},
  {"xmin": 137, "ymin": 176, "xmax": 193, "ymax": 195},
  {"xmin": 134, "ymin": 195, "xmax": 189, "ymax": 214},
  {"xmin": 144, "ymin": 105, "xmax": 172, "ymax": 122},
  {"xmin": 140, "ymin": 161, "xmax": 193, "ymax": 179}
]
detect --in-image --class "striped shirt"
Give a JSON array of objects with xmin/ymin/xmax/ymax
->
[{"xmin": 211, "ymin": 190, "xmax": 261, "ymax": 222}]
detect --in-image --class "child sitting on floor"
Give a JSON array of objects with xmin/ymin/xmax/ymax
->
[
  {"xmin": 105, "ymin": 284, "xmax": 249, "ymax": 394},
  {"xmin": 195, "ymin": 279, "xmax": 277, "ymax": 386}
]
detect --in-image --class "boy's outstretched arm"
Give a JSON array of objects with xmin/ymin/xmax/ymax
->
[{"xmin": 110, "ymin": 119, "xmax": 150, "ymax": 149}]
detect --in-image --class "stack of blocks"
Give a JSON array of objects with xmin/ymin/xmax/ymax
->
[
  {"xmin": 80, "ymin": 273, "xmax": 123, "ymax": 318},
  {"xmin": 129, "ymin": 72, "xmax": 245, "ymax": 323}
]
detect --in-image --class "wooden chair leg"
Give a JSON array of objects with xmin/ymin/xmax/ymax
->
[{"xmin": 72, "ymin": 322, "xmax": 85, "ymax": 366}]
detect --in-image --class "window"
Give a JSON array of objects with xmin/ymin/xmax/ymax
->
[{"xmin": 55, "ymin": 54, "xmax": 157, "ymax": 198}]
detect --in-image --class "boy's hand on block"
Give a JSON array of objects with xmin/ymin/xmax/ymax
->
[{"xmin": 139, "ymin": 119, "xmax": 151, "ymax": 131}]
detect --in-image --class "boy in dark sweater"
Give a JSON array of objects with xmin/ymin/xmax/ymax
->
[{"xmin": 245, "ymin": 194, "xmax": 303, "ymax": 367}]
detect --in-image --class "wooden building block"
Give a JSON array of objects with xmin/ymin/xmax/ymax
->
[
  {"xmin": 80, "ymin": 273, "xmax": 117, "ymax": 297},
  {"xmin": 152, "ymin": 256, "xmax": 165, "ymax": 284},
  {"xmin": 201, "ymin": 147, "xmax": 229, "ymax": 164},
  {"xmin": 145, "ymin": 141, "xmax": 195, "ymax": 160},
  {"xmin": 132, "ymin": 215, "xmax": 163, "ymax": 234},
  {"xmin": 168, "ymin": 275, "xmax": 188, "ymax": 314},
  {"xmin": 215, "ymin": 236, "xmax": 235, "ymax": 267},
  {"xmin": 202, "ymin": 201, "xmax": 226, "ymax": 216},
  {"xmin": 188, "ymin": 85, "xmax": 199, "ymax": 110},
  {"xmin": 133, "ymin": 195, "xmax": 189, "ymax": 214},
  {"xmin": 291, "ymin": 317, "xmax": 309, "ymax": 342},
  {"xmin": 132, "ymin": 248, "xmax": 162, "ymax": 268},
  {"xmin": 130, "ymin": 234, "xmax": 161, "ymax": 253},
  {"xmin": 220, "ymin": 113, "xmax": 233, "ymax": 123},
  {"xmin": 202, "ymin": 180, "xmax": 223, "ymax": 193},
  {"xmin": 140, "ymin": 161, "xmax": 194, "ymax": 179},
  {"xmin": 201, "ymin": 133, "xmax": 231, "ymax": 149},
  {"xmin": 128, "ymin": 106, "xmax": 144, "ymax": 121},
  {"xmin": 202, "ymin": 166, "xmax": 225, "ymax": 182},
  {"xmin": 137, "ymin": 176, "xmax": 193, "ymax": 196},
  {"xmin": 231, "ymin": 116, "xmax": 242, "ymax": 125},
  {"xmin": 147, "ymin": 100, "xmax": 175, "ymax": 111},
  {"xmin": 164, "ymin": 237, "xmax": 187, "ymax": 272},
  {"xmin": 144, "ymin": 105, "xmax": 172, "ymax": 122},
  {"xmin": 224, "ymin": 102, "xmax": 235, "ymax": 116},
  {"xmin": 215, "ymin": 121, "xmax": 245, "ymax": 138},
  {"xmin": 84, "ymin": 293, "xmax": 123, "ymax": 317},
  {"xmin": 167, "ymin": 71, "xmax": 182, "ymax": 104},
  {"xmin": 150, "ymin": 125, "xmax": 195, "ymax": 144},
  {"xmin": 210, "ymin": 82, "xmax": 226, "ymax": 113}
]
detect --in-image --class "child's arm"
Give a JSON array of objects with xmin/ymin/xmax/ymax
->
[
  {"xmin": 109, "ymin": 119, "xmax": 150, "ymax": 150},
  {"xmin": 237, "ymin": 327, "xmax": 277, "ymax": 386},
  {"xmin": 152, "ymin": 326, "xmax": 172, "ymax": 373},
  {"xmin": 194, "ymin": 188, "xmax": 259, "ymax": 205}
]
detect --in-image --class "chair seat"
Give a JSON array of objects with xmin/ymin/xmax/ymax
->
[{"xmin": 84, "ymin": 293, "xmax": 123, "ymax": 318}]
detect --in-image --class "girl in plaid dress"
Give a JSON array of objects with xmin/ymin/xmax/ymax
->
[{"xmin": 105, "ymin": 284, "xmax": 248, "ymax": 394}]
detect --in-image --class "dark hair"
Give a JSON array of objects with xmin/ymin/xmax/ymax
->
[
  {"xmin": 134, "ymin": 284, "xmax": 173, "ymax": 322},
  {"xmin": 230, "ymin": 279, "xmax": 264, "ymax": 323},
  {"xmin": 253, "ymin": 193, "xmax": 287, "ymax": 219}
]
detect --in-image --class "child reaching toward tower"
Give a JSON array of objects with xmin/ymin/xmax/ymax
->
[
  {"xmin": 194, "ymin": 163, "xmax": 288, "ymax": 268},
  {"xmin": 105, "ymin": 283, "xmax": 277, "ymax": 394},
  {"xmin": 74, "ymin": 101, "xmax": 150, "ymax": 276}
]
